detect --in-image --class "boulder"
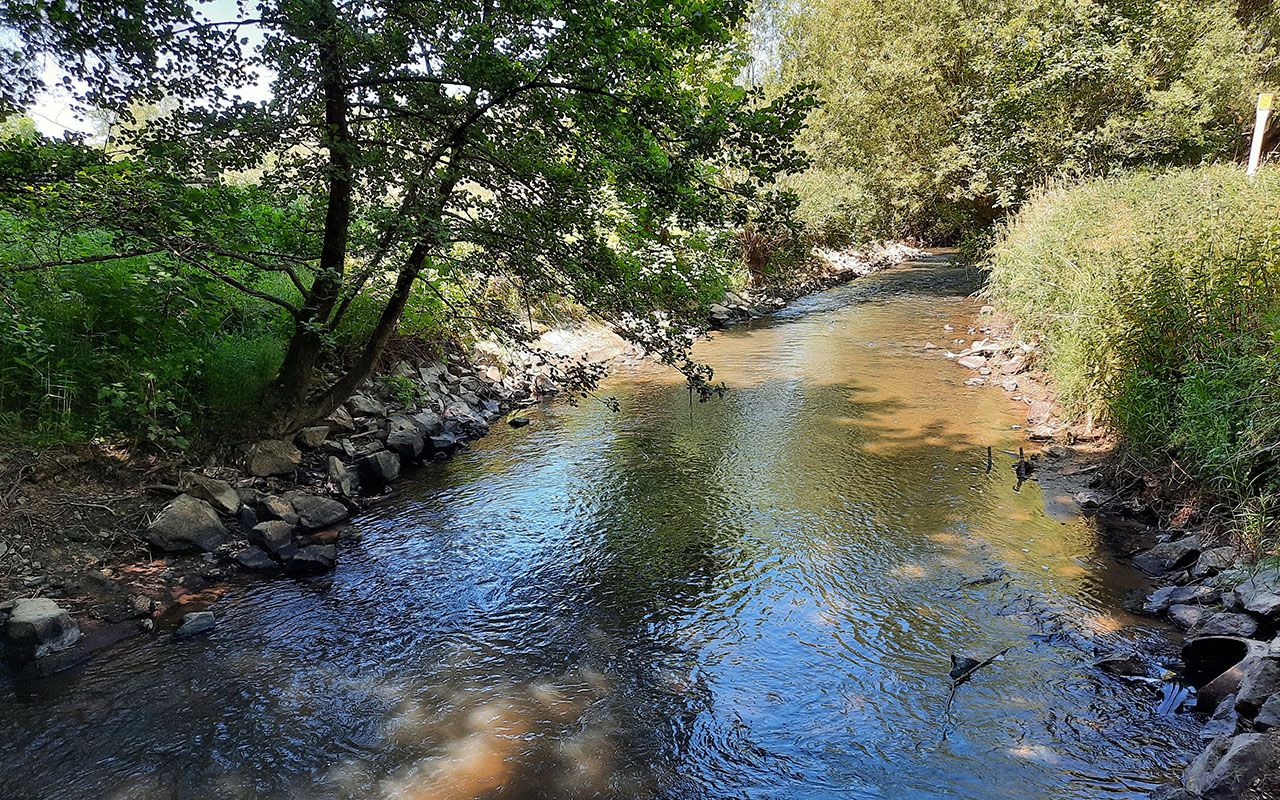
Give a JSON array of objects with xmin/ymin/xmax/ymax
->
[
  {"xmin": 234, "ymin": 546, "xmax": 277, "ymax": 571},
  {"xmin": 177, "ymin": 473, "xmax": 240, "ymax": 516},
  {"xmin": 250, "ymin": 520, "xmax": 297, "ymax": 561},
  {"xmin": 288, "ymin": 493, "xmax": 348, "ymax": 529},
  {"xmin": 324, "ymin": 405, "xmax": 356, "ymax": 432},
  {"xmin": 258, "ymin": 495, "xmax": 299, "ymax": 525},
  {"xmin": 1194, "ymin": 546, "xmax": 1239, "ymax": 579},
  {"xmin": 1236, "ymin": 657, "xmax": 1280, "ymax": 718},
  {"xmin": 1200, "ymin": 612, "xmax": 1260, "ymax": 639},
  {"xmin": 2, "ymin": 598, "xmax": 81, "ymax": 662},
  {"xmin": 413, "ymin": 410, "xmax": 444, "ymax": 434},
  {"xmin": 145, "ymin": 495, "xmax": 228, "ymax": 552},
  {"xmin": 1202, "ymin": 693, "xmax": 1241, "ymax": 740},
  {"xmin": 1235, "ymin": 568, "xmax": 1280, "ymax": 617},
  {"xmin": 327, "ymin": 457, "xmax": 359, "ymax": 497},
  {"xmin": 295, "ymin": 426, "xmax": 329, "ymax": 450},
  {"xmin": 387, "ymin": 428, "xmax": 425, "ymax": 459},
  {"xmin": 1255, "ymin": 695, "xmax": 1280, "ymax": 731},
  {"xmin": 347, "ymin": 394, "xmax": 386, "ymax": 418},
  {"xmin": 245, "ymin": 440, "xmax": 301, "ymax": 477},
  {"xmin": 287, "ymin": 544, "xmax": 337, "ymax": 575},
  {"xmin": 1169, "ymin": 604, "xmax": 1205, "ymax": 630},
  {"xmin": 176, "ymin": 611, "xmax": 216, "ymax": 637},
  {"xmin": 1133, "ymin": 537, "xmax": 1201, "ymax": 575},
  {"xmin": 1147, "ymin": 585, "xmax": 1221, "ymax": 614},
  {"xmin": 360, "ymin": 450, "xmax": 401, "ymax": 485},
  {"xmin": 1182, "ymin": 733, "xmax": 1280, "ymax": 799}
]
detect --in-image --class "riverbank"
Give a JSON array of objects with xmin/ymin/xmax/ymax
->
[
  {"xmin": 0, "ymin": 241, "xmax": 927, "ymax": 679},
  {"xmin": 946, "ymin": 308, "xmax": 1280, "ymax": 799}
]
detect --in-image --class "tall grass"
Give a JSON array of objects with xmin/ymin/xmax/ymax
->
[{"xmin": 987, "ymin": 164, "xmax": 1280, "ymax": 499}]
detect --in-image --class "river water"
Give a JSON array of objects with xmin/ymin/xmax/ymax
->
[{"xmin": 1, "ymin": 257, "xmax": 1200, "ymax": 799}]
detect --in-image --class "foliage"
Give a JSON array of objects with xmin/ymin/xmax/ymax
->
[
  {"xmin": 772, "ymin": 0, "xmax": 1280, "ymax": 240},
  {"xmin": 986, "ymin": 163, "xmax": 1280, "ymax": 499}
]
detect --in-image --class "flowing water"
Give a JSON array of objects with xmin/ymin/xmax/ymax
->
[{"xmin": 1, "ymin": 258, "xmax": 1201, "ymax": 799}]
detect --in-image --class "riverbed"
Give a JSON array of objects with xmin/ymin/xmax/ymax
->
[{"xmin": 0, "ymin": 257, "xmax": 1200, "ymax": 799}]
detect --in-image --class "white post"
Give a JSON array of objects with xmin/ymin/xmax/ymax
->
[{"xmin": 1247, "ymin": 92, "xmax": 1274, "ymax": 177}]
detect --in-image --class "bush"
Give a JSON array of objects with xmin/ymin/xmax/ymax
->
[{"xmin": 986, "ymin": 163, "xmax": 1280, "ymax": 498}]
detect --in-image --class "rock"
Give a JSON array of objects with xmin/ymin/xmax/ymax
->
[
  {"xmin": 2, "ymin": 598, "xmax": 81, "ymax": 662},
  {"xmin": 964, "ymin": 377, "xmax": 986, "ymax": 386},
  {"xmin": 245, "ymin": 440, "xmax": 301, "ymax": 477},
  {"xmin": 1255, "ymin": 695, "xmax": 1280, "ymax": 731},
  {"xmin": 413, "ymin": 410, "xmax": 443, "ymax": 434},
  {"xmin": 979, "ymin": 305, "xmax": 995, "ymax": 315},
  {"xmin": 1133, "ymin": 537, "xmax": 1201, "ymax": 576},
  {"xmin": 508, "ymin": 417, "xmax": 531, "ymax": 428},
  {"xmin": 176, "ymin": 611, "xmax": 216, "ymax": 637},
  {"xmin": 1095, "ymin": 651, "xmax": 1147, "ymax": 677},
  {"xmin": 430, "ymin": 432, "xmax": 459, "ymax": 450},
  {"xmin": 1236, "ymin": 657, "xmax": 1280, "ymax": 718},
  {"xmin": 957, "ymin": 355, "xmax": 988, "ymax": 370},
  {"xmin": 347, "ymin": 394, "xmax": 386, "ymax": 418},
  {"xmin": 360, "ymin": 450, "xmax": 401, "ymax": 486},
  {"xmin": 1075, "ymin": 490, "xmax": 1104, "ymax": 510},
  {"xmin": 250, "ymin": 520, "xmax": 296, "ymax": 561},
  {"xmin": 1169, "ymin": 604, "xmax": 1205, "ymax": 629},
  {"xmin": 1203, "ymin": 693, "xmax": 1241, "ymax": 739},
  {"xmin": 1234, "ymin": 568, "xmax": 1280, "ymax": 617},
  {"xmin": 327, "ymin": 457, "xmax": 359, "ymax": 497},
  {"xmin": 1000, "ymin": 353, "xmax": 1028, "ymax": 375},
  {"xmin": 1194, "ymin": 546, "xmax": 1239, "ymax": 579},
  {"xmin": 234, "ymin": 546, "xmax": 277, "ymax": 571},
  {"xmin": 177, "ymin": 473, "xmax": 240, "ymax": 516},
  {"xmin": 324, "ymin": 405, "xmax": 356, "ymax": 432},
  {"xmin": 1147, "ymin": 585, "xmax": 1221, "ymax": 614},
  {"xmin": 1200, "ymin": 612, "xmax": 1261, "ymax": 639},
  {"xmin": 288, "ymin": 493, "xmax": 348, "ymax": 529},
  {"xmin": 295, "ymin": 425, "xmax": 329, "ymax": 449},
  {"xmin": 287, "ymin": 544, "xmax": 337, "ymax": 575},
  {"xmin": 1148, "ymin": 785, "xmax": 1196, "ymax": 800},
  {"xmin": 386, "ymin": 428, "xmax": 425, "ymax": 459},
  {"xmin": 258, "ymin": 495, "xmax": 299, "ymax": 525},
  {"xmin": 1144, "ymin": 586, "xmax": 1178, "ymax": 615},
  {"xmin": 1183, "ymin": 733, "xmax": 1280, "ymax": 799},
  {"xmin": 145, "ymin": 495, "xmax": 228, "ymax": 552}
]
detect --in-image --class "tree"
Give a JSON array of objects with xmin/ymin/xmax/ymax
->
[{"xmin": 1, "ymin": 0, "xmax": 812, "ymax": 430}]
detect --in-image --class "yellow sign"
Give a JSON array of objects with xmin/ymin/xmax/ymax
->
[{"xmin": 1261, "ymin": 93, "xmax": 1275, "ymax": 111}]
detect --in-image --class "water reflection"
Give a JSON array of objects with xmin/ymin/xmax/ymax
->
[{"xmin": 0, "ymin": 260, "xmax": 1198, "ymax": 799}]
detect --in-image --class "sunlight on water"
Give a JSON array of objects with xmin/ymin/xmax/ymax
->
[{"xmin": 0, "ymin": 260, "xmax": 1200, "ymax": 799}]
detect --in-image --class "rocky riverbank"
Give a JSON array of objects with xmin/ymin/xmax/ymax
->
[{"xmin": 948, "ymin": 309, "xmax": 1280, "ymax": 799}]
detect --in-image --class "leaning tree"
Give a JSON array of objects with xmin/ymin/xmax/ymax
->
[{"xmin": 1, "ymin": 0, "xmax": 811, "ymax": 430}]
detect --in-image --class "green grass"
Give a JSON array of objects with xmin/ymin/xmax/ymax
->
[{"xmin": 987, "ymin": 163, "xmax": 1280, "ymax": 500}]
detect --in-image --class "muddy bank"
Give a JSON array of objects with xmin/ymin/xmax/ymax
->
[{"xmin": 948, "ymin": 308, "xmax": 1280, "ymax": 799}]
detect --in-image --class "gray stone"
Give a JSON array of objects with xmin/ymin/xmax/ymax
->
[
  {"xmin": 3, "ymin": 598, "xmax": 81, "ymax": 662},
  {"xmin": 386, "ymin": 428, "xmax": 424, "ymax": 459},
  {"xmin": 327, "ymin": 457, "xmax": 358, "ymax": 497},
  {"xmin": 287, "ymin": 544, "xmax": 337, "ymax": 575},
  {"xmin": 347, "ymin": 394, "xmax": 385, "ymax": 418},
  {"xmin": 360, "ymin": 450, "xmax": 401, "ymax": 485},
  {"xmin": 145, "ymin": 495, "xmax": 228, "ymax": 552},
  {"xmin": 1094, "ymin": 651, "xmax": 1147, "ymax": 677},
  {"xmin": 413, "ymin": 410, "xmax": 443, "ymax": 434},
  {"xmin": 1194, "ymin": 546, "xmax": 1240, "ymax": 579},
  {"xmin": 430, "ymin": 431, "xmax": 460, "ymax": 450},
  {"xmin": 1133, "ymin": 537, "xmax": 1201, "ymax": 575},
  {"xmin": 1148, "ymin": 784, "xmax": 1196, "ymax": 800},
  {"xmin": 1148, "ymin": 585, "xmax": 1221, "ymax": 614},
  {"xmin": 257, "ymin": 495, "xmax": 299, "ymax": 525},
  {"xmin": 245, "ymin": 440, "xmax": 301, "ymax": 477},
  {"xmin": 1182, "ymin": 733, "xmax": 1280, "ymax": 799},
  {"xmin": 295, "ymin": 426, "xmax": 329, "ymax": 449},
  {"xmin": 957, "ymin": 355, "xmax": 987, "ymax": 370},
  {"xmin": 324, "ymin": 405, "xmax": 356, "ymax": 432},
  {"xmin": 250, "ymin": 520, "xmax": 296, "ymax": 561},
  {"xmin": 1235, "ymin": 568, "xmax": 1280, "ymax": 617},
  {"xmin": 1203, "ymin": 693, "xmax": 1241, "ymax": 739},
  {"xmin": 1200, "ymin": 612, "xmax": 1260, "ymax": 639},
  {"xmin": 1169, "ymin": 604, "xmax": 1204, "ymax": 629},
  {"xmin": 1236, "ymin": 657, "xmax": 1280, "ymax": 718},
  {"xmin": 234, "ymin": 546, "xmax": 277, "ymax": 571},
  {"xmin": 177, "ymin": 473, "xmax": 240, "ymax": 516},
  {"xmin": 176, "ymin": 611, "xmax": 216, "ymax": 637},
  {"xmin": 1254, "ymin": 695, "xmax": 1280, "ymax": 731},
  {"xmin": 288, "ymin": 493, "xmax": 348, "ymax": 529}
]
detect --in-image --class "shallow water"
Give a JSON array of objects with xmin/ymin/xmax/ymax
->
[{"xmin": 1, "ymin": 258, "xmax": 1200, "ymax": 799}]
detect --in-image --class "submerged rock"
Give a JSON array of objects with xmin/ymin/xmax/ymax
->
[
  {"xmin": 145, "ymin": 495, "xmax": 228, "ymax": 552},
  {"xmin": 2, "ymin": 598, "xmax": 81, "ymax": 662},
  {"xmin": 1095, "ymin": 651, "xmax": 1147, "ymax": 677},
  {"xmin": 176, "ymin": 611, "xmax": 216, "ymax": 637},
  {"xmin": 245, "ymin": 440, "xmax": 302, "ymax": 477}
]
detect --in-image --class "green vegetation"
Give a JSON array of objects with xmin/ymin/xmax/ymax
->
[
  {"xmin": 772, "ymin": 0, "xmax": 1280, "ymax": 241},
  {"xmin": 987, "ymin": 165, "xmax": 1280, "ymax": 500},
  {"xmin": 0, "ymin": 0, "xmax": 813, "ymax": 445}
]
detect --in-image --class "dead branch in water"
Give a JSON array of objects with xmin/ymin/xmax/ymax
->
[{"xmin": 940, "ymin": 645, "xmax": 1014, "ymax": 741}]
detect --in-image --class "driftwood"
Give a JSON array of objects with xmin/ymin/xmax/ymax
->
[{"xmin": 940, "ymin": 646, "xmax": 1014, "ymax": 741}]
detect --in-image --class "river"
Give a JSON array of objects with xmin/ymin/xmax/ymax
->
[{"xmin": 0, "ymin": 256, "xmax": 1200, "ymax": 799}]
